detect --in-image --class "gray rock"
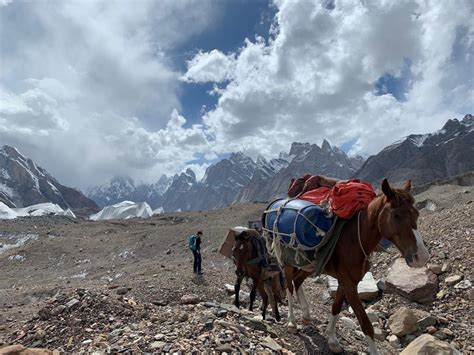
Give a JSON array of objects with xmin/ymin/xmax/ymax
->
[
  {"xmin": 400, "ymin": 334, "xmax": 461, "ymax": 355},
  {"xmin": 150, "ymin": 341, "xmax": 167, "ymax": 350},
  {"xmin": 388, "ymin": 307, "xmax": 419, "ymax": 337},
  {"xmin": 386, "ymin": 258, "xmax": 438, "ymax": 303},
  {"xmin": 453, "ymin": 280, "xmax": 471, "ymax": 289},
  {"xmin": 445, "ymin": 275, "xmax": 462, "ymax": 286},
  {"xmin": 66, "ymin": 298, "xmax": 80, "ymax": 309},
  {"xmin": 180, "ymin": 294, "xmax": 200, "ymax": 305},
  {"xmin": 260, "ymin": 336, "xmax": 283, "ymax": 352},
  {"xmin": 418, "ymin": 315, "xmax": 437, "ymax": 328},
  {"xmin": 328, "ymin": 272, "xmax": 378, "ymax": 301},
  {"xmin": 115, "ymin": 287, "xmax": 130, "ymax": 295}
]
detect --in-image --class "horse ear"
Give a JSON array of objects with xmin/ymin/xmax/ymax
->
[
  {"xmin": 404, "ymin": 180, "xmax": 412, "ymax": 192},
  {"xmin": 381, "ymin": 178, "xmax": 395, "ymax": 200}
]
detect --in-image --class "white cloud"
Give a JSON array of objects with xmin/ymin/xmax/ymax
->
[
  {"xmin": 182, "ymin": 49, "xmax": 235, "ymax": 83},
  {"xmin": 194, "ymin": 0, "xmax": 473, "ymax": 159},
  {"xmin": 0, "ymin": 0, "xmax": 217, "ymax": 187},
  {"xmin": 1, "ymin": 0, "xmax": 472, "ymax": 190}
]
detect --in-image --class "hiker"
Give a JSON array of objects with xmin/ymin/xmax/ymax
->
[{"xmin": 188, "ymin": 231, "xmax": 203, "ymax": 274}]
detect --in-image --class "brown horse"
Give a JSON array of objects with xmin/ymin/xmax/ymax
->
[
  {"xmin": 232, "ymin": 231, "xmax": 282, "ymax": 321},
  {"xmin": 269, "ymin": 179, "xmax": 430, "ymax": 354}
]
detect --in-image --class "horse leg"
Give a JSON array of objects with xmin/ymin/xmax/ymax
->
[
  {"xmin": 271, "ymin": 276, "xmax": 281, "ymax": 321},
  {"xmin": 249, "ymin": 280, "xmax": 257, "ymax": 311},
  {"xmin": 284, "ymin": 266, "xmax": 297, "ymax": 332},
  {"xmin": 264, "ymin": 278, "xmax": 280, "ymax": 322},
  {"xmin": 327, "ymin": 284, "xmax": 345, "ymax": 353},
  {"xmin": 234, "ymin": 274, "xmax": 244, "ymax": 308},
  {"xmin": 256, "ymin": 280, "xmax": 269, "ymax": 320},
  {"xmin": 342, "ymin": 282, "xmax": 379, "ymax": 355},
  {"xmin": 294, "ymin": 270, "xmax": 312, "ymax": 324}
]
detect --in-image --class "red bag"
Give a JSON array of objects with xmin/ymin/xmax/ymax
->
[
  {"xmin": 327, "ymin": 179, "xmax": 376, "ymax": 219},
  {"xmin": 299, "ymin": 186, "xmax": 331, "ymax": 205}
]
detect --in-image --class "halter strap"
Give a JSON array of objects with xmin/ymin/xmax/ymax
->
[{"xmin": 357, "ymin": 210, "xmax": 369, "ymax": 259}]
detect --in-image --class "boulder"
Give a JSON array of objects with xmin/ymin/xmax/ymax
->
[
  {"xmin": 400, "ymin": 334, "xmax": 461, "ymax": 355},
  {"xmin": 357, "ymin": 272, "xmax": 379, "ymax": 301},
  {"xmin": 386, "ymin": 258, "xmax": 438, "ymax": 303},
  {"xmin": 387, "ymin": 307, "xmax": 418, "ymax": 337},
  {"xmin": 327, "ymin": 272, "xmax": 378, "ymax": 301}
]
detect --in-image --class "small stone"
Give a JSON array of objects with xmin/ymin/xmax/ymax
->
[
  {"xmin": 51, "ymin": 305, "xmax": 66, "ymax": 315},
  {"xmin": 374, "ymin": 327, "xmax": 386, "ymax": 341},
  {"xmin": 388, "ymin": 334, "xmax": 400, "ymax": 349},
  {"xmin": 180, "ymin": 294, "xmax": 200, "ymax": 305},
  {"xmin": 426, "ymin": 326, "xmax": 437, "ymax": 334},
  {"xmin": 376, "ymin": 279, "xmax": 386, "ymax": 292},
  {"xmin": 260, "ymin": 336, "xmax": 283, "ymax": 352},
  {"xmin": 418, "ymin": 315, "xmax": 437, "ymax": 328},
  {"xmin": 217, "ymin": 310, "xmax": 228, "ymax": 318},
  {"xmin": 154, "ymin": 334, "xmax": 165, "ymax": 341},
  {"xmin": 436, "ymin": 289, "xmax": 447, "ymax": 300},
  {"xmin": 177, "ymin": 313, "xmax": 189, "ymax": 322},
  {"xmin": 66, "ymin": 298, "xmax": 80, "ymax": 308},
  {"xmin": 340, "ymin": 316, "xmax": 358, "ymax": 329},
  {"xmin": 445, "ymin": 275, "xmax": 462, "ymax": 286},
  {"xmin": 428, "ymin": 263, "xmax": 443, "ymax": 275},
  {"xmin": 388, "ymin": 307, "xmax": 419, "ymax": 337},
  {"xmin": 441, "ymin": 263, "xmax": 449, "ymax": 273},
  {"xmin": 453, "ymin": 280, "xmax": 471, "ymax": 289},
  {"xmin": 433, "ymin": 330, "xmax": 447, "ymax": 340},
  {"xmin": 115, "ymin": 287, "xmax": 130, "ymax": 295},
  {"xmin": 150, "ymin": 341, "xmax": 167, "ymax": 350},
  {"xmin": 165, "ymin": 249, "xmax": 171, "ymax": 254},
  {"xmin": 224, "ymin": 284, "xmax": 235, "ymax": 295},
  {"xmin": 441, "ymin": 328, "xmax": 454, "ymax": 337},
  {"xmin": 82, "ymin": 339, "xmax": 92, "ymax": 345},
  {"xmin": 216, "ymin": 344, "xmax": 233, "ymax": 352}
]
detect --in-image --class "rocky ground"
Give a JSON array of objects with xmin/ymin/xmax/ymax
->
[{"xmin": 0, "ymin": 184, "xmax": 472, "ymax": 354}]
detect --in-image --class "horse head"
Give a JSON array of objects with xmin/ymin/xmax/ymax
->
[
  {"xmin": 232, "ymin": 231, "xmax": 252, "ymax": 277},
  {"xmin": 378, "ymin": 178, "xmax": 430, "ymax": 267}
]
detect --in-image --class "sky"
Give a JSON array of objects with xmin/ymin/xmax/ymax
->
[{"xmin": 0, "ymin": 0, "xmax": 473, "ymax": 189}]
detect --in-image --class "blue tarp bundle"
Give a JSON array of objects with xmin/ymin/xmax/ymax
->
[{"xmin": 262, "ymin": 198, "xmax": 335, "ymax": 250}]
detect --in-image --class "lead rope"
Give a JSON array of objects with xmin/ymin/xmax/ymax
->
[{"xmin": 357, "ymin": 210, "xmax": 369, "ymax": 259}]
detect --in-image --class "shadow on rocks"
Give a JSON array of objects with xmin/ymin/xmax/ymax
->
[{"xmin": 299, "ymin": 325, "xmax": 353, "ymax": 355}]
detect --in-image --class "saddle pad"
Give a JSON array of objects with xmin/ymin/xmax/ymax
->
[{"xmin": 262, "ymin": 198, "xmax": 335, "ymax": 249}]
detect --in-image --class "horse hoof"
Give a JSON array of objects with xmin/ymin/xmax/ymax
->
[{"xmin": 302, "ymin": 317, "xmax": 311, "ymax": 326}]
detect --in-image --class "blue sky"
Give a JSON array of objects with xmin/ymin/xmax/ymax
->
[
  {"xmin": 175, "ymin": 0, "xmax": 276, "ymax": 126},
  {"xmin": 0, "ymin": 0, "xmax": 472, "ymax": 187}
]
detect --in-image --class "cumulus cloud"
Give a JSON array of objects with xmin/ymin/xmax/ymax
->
[
  {"xmin": 1, "ymin": 0, "xmax": 472, "ymax": 190},
  {"xmin": 194, "ymin": 0, "xmax": 473, "ymax": 159},
  {"xmin": 0, "ymin": 0, "xmax": 217, "ymax": 187},
  {"xmin": 182, "ymin": 49, "xmax": 235, "ymax": 83}
]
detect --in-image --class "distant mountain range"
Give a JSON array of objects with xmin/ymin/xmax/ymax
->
[
  {"xmin": 2, "ymin": 115, "xmax": 472, "ymax": 215},
  {"xmin": 87, "ymin": 139, "xmax": 366, "ymax": 211},
  {"xmin": 355, "ymin": 114, "xmax": 473, "ymax": 185},
  {"xmin": 0, "ymin": 146, "xmax": 98, "ymax": 214}
]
